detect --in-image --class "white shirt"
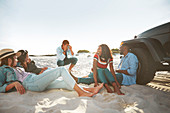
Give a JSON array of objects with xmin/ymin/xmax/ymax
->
[{"xmin": 56, "ymin": 46, "xmax": 72, "ymax": 61}]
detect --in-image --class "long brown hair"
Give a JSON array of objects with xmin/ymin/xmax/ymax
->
[
  {"xmin": 0, "ymin": 54, "xmax": 16, "ymax": 67},
  {"xmin": 17, "ymin": 50, "xmax": 28, "ymax": 66},
  {"xmin": 99, "ymin": 44, "xmax": 113, "ymax": 62}
]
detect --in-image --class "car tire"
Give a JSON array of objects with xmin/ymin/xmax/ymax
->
[{"xmin": 131, "ymin": 48, "xmax": 156, "ymax": 85}]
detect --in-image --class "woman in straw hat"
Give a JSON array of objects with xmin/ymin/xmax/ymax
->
[{"xmin": 0, "ymin": 48, "xmax": 103, "ymax": 97}]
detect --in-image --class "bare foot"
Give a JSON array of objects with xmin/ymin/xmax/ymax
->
[
  {"xmin": 79, "ymin": 92, "xmax": 95, "ymax": 97},
  {"xmin": 92, "ymin": 83, "xmax": 104, "ymax": 94},
  {"xmin": 117, "ymin": 92, "xmax": 125, "ymax": 95},
  {"xmin": 117, "ymin": 91, "xmax": 125, "ymax": 95},
  {"xmin": 104, "ymin": 84, "xmax": 113, "ymax": 93},
  {"xmin": 107, "ymin": 89, "xmax": 113, "ymax": 93},
  {"xmin": 114, "ymin": 85, "xmax": 125, "ymax": 95}
]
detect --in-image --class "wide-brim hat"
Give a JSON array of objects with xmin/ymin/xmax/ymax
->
[{"xmin": 0, "ymin": 49, "xmax": 17, "ymax": 60}]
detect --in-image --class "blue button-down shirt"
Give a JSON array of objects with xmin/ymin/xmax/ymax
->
[
  {"xmin": 118, "ymin": 52, "xmax": 138, "ymax": 85},
  {"xmin": 0, "ymin": 65, "xmax": 18, "ymax": 93}
]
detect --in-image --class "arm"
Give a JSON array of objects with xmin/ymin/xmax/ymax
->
[
  {"xmin": 0, "ymin": 67, "xmax": 25, "ymax": 94},
  {"xmin": 56, "ymin": 47, "xmax": 66, "ymax": 60},
  {"xmin": 0, "ymin": 77, "xmax": 25, "ymax": 94},
  {"xmin": 116, "ymin": 70, "xmax": 130, "ymax": 75},
  {"xmin": 0, "ymin": 70, "xmax": 8, "ymax": 93},
  {"xmin": 93, "ymin": 59, "xmax": 98, "ymax": 87},
  {"xmin": 116, "ymin": 54, "xmax": 138, "ymax": 76},
  {"xmin": 38, "ymin": 67, "xmax": 48, "ymax": 75},
  {"xmin": 68, "ymin": 45, "xmax": 74, "ymax": 56},
  {"xmin": 6, "ymin": 81, "xmax": 25, "ymax": 94},
  {"xmin": 109, "ymin": 63, "xmax": 121, "ymax": 88}
]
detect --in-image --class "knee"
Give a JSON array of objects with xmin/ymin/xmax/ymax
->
[
  {"xmin": 57, "ymin": 60, "xmax": 64, "ymax": 66},
  {"xmin": 98, "ymin": 76, "xmax": 108, "ymax": 84},
  {"xmin": 71, "ymin": 57, "xmax": 78, "ymax": 64},
  {"xmin": 59, "ymin": 66, "xmax": 68, "ymax": 74},
  {"xmin": 112, "ymin": 82, "xmax": 116, "ymax": 86},
  {"xmin": 59, "ymin": 66, "xmax": 66, "ymax": 71}
]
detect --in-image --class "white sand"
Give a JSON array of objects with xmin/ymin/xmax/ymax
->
[{"xmin": 0, "ymin": 54, "xmax": 170, "ymax": 113}]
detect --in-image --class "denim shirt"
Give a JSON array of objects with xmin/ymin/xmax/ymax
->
[
  {"xmin": 118, "ymin": 53, "xmax": 138, "ymax": 85},
  {"xmin": 0, "ymin": 65, "xmax": 18, "ymax": 93},
  {"xmin": 56, "ymin": 46, "xmax": 72, "ymax": 61}
]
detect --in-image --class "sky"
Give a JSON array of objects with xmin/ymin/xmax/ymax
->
[{"xmin": 0, "ymin": 0, "xmax": 170, "ymax": 55}]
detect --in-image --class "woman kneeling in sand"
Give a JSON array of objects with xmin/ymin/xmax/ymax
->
[{"xmin": 0, "ymin": 49, "xmax": 103, "ymax": 97}]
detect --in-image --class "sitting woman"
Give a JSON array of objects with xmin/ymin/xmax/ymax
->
[
  {"xmin": 0, "ymin": 48, "xmax": 103, "ymax": 97},
  {"xmin": 71, "ymin": 44, "xmax": 124, "ymax": 95},
  {"xmin": 17, "ymin": 50, "xmax": 48, "ymax": 74}
]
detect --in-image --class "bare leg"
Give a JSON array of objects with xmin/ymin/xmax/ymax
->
[
  {"xmin": 69, "ymin": 64, "xmax": 75, "ymax": 72},
  {"xmin": 70, "ymin": 72, "xmax": 78, "ymax": 83},
  {"xmin": 104, "ymin": 84, "xmax": 113, "ymax": 93},
  {"xmin": 82, "ymin": 75, "xmax": 89, "ymax": 78},
  {"xmin": 83, "ymin": 83, "xmax": 104, "ymax": 94},
  {"xmin": 73, "ymin": 83, "xmax": 95, "ymax": 97},
  {"xmin": 112, "ymin": 82, "xmax": 124, "ymax": 95}
]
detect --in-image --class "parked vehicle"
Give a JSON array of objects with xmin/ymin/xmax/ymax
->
[{"xmin": 122, "ymin": 22, "xmax": 170, "ymax": 85}]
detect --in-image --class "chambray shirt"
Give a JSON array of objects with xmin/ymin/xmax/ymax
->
[
  {"xmin": 56, "ymin": 46, "xmax": 72, "ymax": 61},
  {"xmin": 118, "ymin": 52, "xmax": 138, "ymax": 85},
  {"xmin": 0, "ymin": 65, "xmax": 18, "ymax": 93}
]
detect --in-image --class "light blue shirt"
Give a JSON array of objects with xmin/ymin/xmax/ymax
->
[
  {"xmin": 56, "ymin": 46, "xmax": 72, "ymax": 61},
  {"xmin": 118, "ymin": 52, "xmax": 138, "ymax": 85}
]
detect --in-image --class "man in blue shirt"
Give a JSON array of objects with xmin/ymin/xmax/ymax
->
[
  {"xmin": 116, "ymin": 43, "xmax": 138, "ymax": 85},
  {"xmin": 56, "ymin": 40, "xmax": 78, "ymax": 72},
  {"xmin": 71, "ymin": 43, "xmax": 138, "ymax": 86}
]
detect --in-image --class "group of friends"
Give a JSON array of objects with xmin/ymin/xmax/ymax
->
[{"xmin": 0, "ymin": 40, "xmax": 138, "ymax": 97}]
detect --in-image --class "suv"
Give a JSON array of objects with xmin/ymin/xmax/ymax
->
[{"xmin": 122, "ymin": 22, "xmax": 170, "ymax": 85}]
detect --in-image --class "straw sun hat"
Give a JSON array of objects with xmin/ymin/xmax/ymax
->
[{"xmin": 0, "ymin": 49, "xmax": 20, "ymax": 60}]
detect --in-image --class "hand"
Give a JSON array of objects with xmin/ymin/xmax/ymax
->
[
  {"xmin": 63, "ymin": 45, "xmax": 67, "ymax": 51},
  {"xmin": 39, "ymin": 67, "xmax": 48, "ymax": 74},
  {"xmin": 91, "ymin": 68, "xmax": 93, "ymax": 72},
  {"xmin": 43, "ymin": 67, "xmax": 48, "ymax": 70},
  {"xmin": 116, "ymin": 70, "xmax": 121, "ymax": 73},
  {"xmin": 14, "ymin": 82, "xmax": 25, "ymax": 94},
  {"xmin": 69, "ymin": 45, "xmax": 72, "ymax": 50},
  {"xmin": 27, "ymin": 58, "xmax": 31, "ymax": 63}
]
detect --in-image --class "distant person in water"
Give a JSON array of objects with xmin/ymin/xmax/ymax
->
[
  {"xmin": 56, "ymin": 40, "xmax": 78, "ymax": 73},
  {"xmin": 0, "ymin": 48, "xmax": 103, "ymax": 97},
  {"xmin": 16, "ymin": 50, "xmax": 48, "ymax": 75},
  {"xmin": 71, "ymin": 43, "xmax": 139, "ymax": 89}
]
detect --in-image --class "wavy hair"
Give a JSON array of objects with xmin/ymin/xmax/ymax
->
[
  {"xmin": 99, "ymin": 44, "xmax": 113, "ymax": 62},
  {"xmin": 17, "ymin": 50, "xmax": 28, "ymax": 66}
]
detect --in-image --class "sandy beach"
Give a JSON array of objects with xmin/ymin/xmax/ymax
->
[{"xmin": 0, "ymin": 54, "xmax": 170, "ymax": 113}]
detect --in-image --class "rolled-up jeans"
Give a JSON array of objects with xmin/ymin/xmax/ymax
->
[
  {"xmin": 22, "ymin": 67, "xmax": 76, "ymax": 91},
  {"xmin": 78, "ymin": 68, "xmax": 123, "ymax": 85},
  {"xmin": 57, "ymin": 57, "xmax": 78, "ymax": 66}
]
